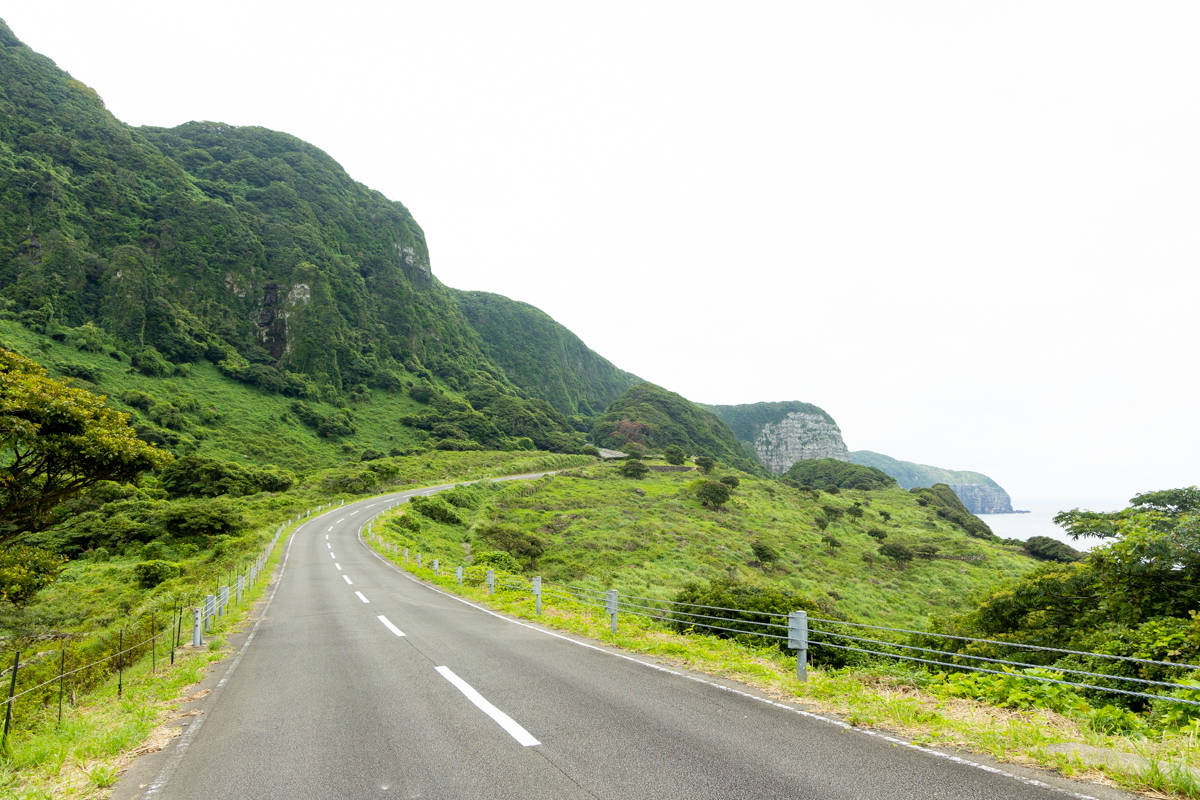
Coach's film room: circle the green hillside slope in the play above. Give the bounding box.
[592,383,763,473]
[450,290,639,416]
[702,400,836,442]
[848,451,1002,491]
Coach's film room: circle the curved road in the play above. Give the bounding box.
[120,485,1129,800]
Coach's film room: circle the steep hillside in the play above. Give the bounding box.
[849,451,1015,514]
[0,20,498,395]
[704,401,850,474]
[450,290,639,416]
[593,384,762,473]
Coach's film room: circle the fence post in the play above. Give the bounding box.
[237,575,244,604]
[456,565,463,587]
[2,650,18,747]
[151,612,156,674]
[57,647,66,724]
[117,629,124,699]
[404,548,408,564]
[433,559,439,577]
[533,577,542,614]
[788,610,808,682]
[417,553,422,569]
[606,590,618,633]
[193,607,203,647]
[487,569,495,595]
[204,595,215,632]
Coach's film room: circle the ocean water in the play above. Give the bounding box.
[979,498,1128,552]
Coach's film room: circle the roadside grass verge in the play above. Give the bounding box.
[0,516,298,800]
[369,534,1200,799]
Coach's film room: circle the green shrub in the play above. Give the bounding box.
[156,498,246,541]
[55,361,101,382]
[409,495,461,524]
[473,550,523,573]
[846,505,864,519]
[360,448,386,462]
[664,445,685,465]
[581,445,601,457]
[878,510,891,522]
[475,523,545,568]
[821,534,842,551]
[751,540,779,564]
[878,542,914,567]
[618,459,650,479]
[928,668,1090,716]
[694,456,715,474]
[696,480,730,507]
[132,559,181,588]
[824,483,840,495]
[1023,536,1081,563]
[718,475,740,489]
[784,458,895,490]
[813,515,829,531]
[0,545,65,606]
[393,514,422,533]
[867,527,888,541]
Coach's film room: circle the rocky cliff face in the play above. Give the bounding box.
[948,483,1014,514]
[754,412,851,474]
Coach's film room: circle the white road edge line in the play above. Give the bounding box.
[435,666,539,747]
[343,575,352,585]
[364,543,1101,800]
[355,591,370,603]
[377,615,405,637]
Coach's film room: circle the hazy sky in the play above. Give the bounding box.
[6,3,1198,500]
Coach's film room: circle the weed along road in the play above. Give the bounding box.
[131,487,1131,800]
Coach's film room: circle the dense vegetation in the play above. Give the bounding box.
[703,400,837,443]
[909,483,996,540]
[592,383,762,473]
[849,450,1007,493]
[932,488,1200,714]
[783,458,896,491]
[450,290,639,416]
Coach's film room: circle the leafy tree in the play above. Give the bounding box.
[360,449,386,462]
[913,543,940,560]
[867,527,888,541]
[878,510,892,522]
[409,495,461,525]
[0,349,171,544]
[861,551,878,568]
[813,515,829,531]
[719,475,740,489]
[846,505,864,519]
[821,504,844,520]
[825,484,840,495]
[696,480,730,507]
[664,445,685,465]
[695,456,715,474]
[0,544,64,605]
[159,455,294,498]
[619,459,650,479]
[132,559,181,588]
[878,542,914,567]
[750,540,779,564]
[913,484,996,540]
[156,498,245,542]
[581,445,600,457]
[821,534,843,551]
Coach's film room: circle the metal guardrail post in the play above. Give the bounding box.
[193,608,203,647]
[456,566,463,586]
[433,559,440,577]
[204,595,215,631]
[237,575,244,604]
[788,610,808,682]
[404,548,408,564]
[417,553,422,569]
[487,569,495,595]
[533,577,542,614]
[219,586,229,617]
[3,650,19,747]
[607,590,618,633]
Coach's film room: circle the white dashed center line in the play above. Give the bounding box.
[343,575,353,585]
[325,535,329,540]
[330,553,335,559]
[435,666,540,747]
[335,563,341,570]
[377,616,405,637]
[327,526,333,532]
[366,504,376,509]
[336,518,345,524]
[349,511,358,516]
[355,592,370,603]
[327,543,331,549]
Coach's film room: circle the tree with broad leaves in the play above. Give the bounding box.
[0,348,172,544]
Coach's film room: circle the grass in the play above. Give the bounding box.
[0,512,296,799]
[372,537,1200,799]
[372,462,1039,629]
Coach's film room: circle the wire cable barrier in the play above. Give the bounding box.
[385,539,1200,710]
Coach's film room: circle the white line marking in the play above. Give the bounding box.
[336,517,345,523]
[335,563,341,570]
[365,546,1101,800]
[325,535,329,540]
[355,591,370,603]
[330,553,335,559]
[343,575,353,585]
[435,666,539,747]
[327,526,333,532]
[377,616,405,637]
[349,511,359,516]
[366,503,376,508]
[327,543,331,549]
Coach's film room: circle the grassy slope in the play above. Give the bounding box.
[384,461,1038,629]
[850,450,1006,492]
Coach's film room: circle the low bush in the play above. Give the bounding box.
[132,559,181,589]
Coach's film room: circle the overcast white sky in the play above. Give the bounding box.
[6,2,1198,500]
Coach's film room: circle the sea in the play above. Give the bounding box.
[978,498,1128,553]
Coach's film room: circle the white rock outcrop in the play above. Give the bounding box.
[754,412,850,474]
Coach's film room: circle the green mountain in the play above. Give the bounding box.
[703,400,850,474]
[0,20,599,455]
[592,383,763,473]
[849,451,1014,514]
[449,290,639,417]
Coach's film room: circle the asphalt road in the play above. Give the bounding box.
[128,486,1131,800]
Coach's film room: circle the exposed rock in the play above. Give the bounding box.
[753,412,850,474]
[948,483,1014,515]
